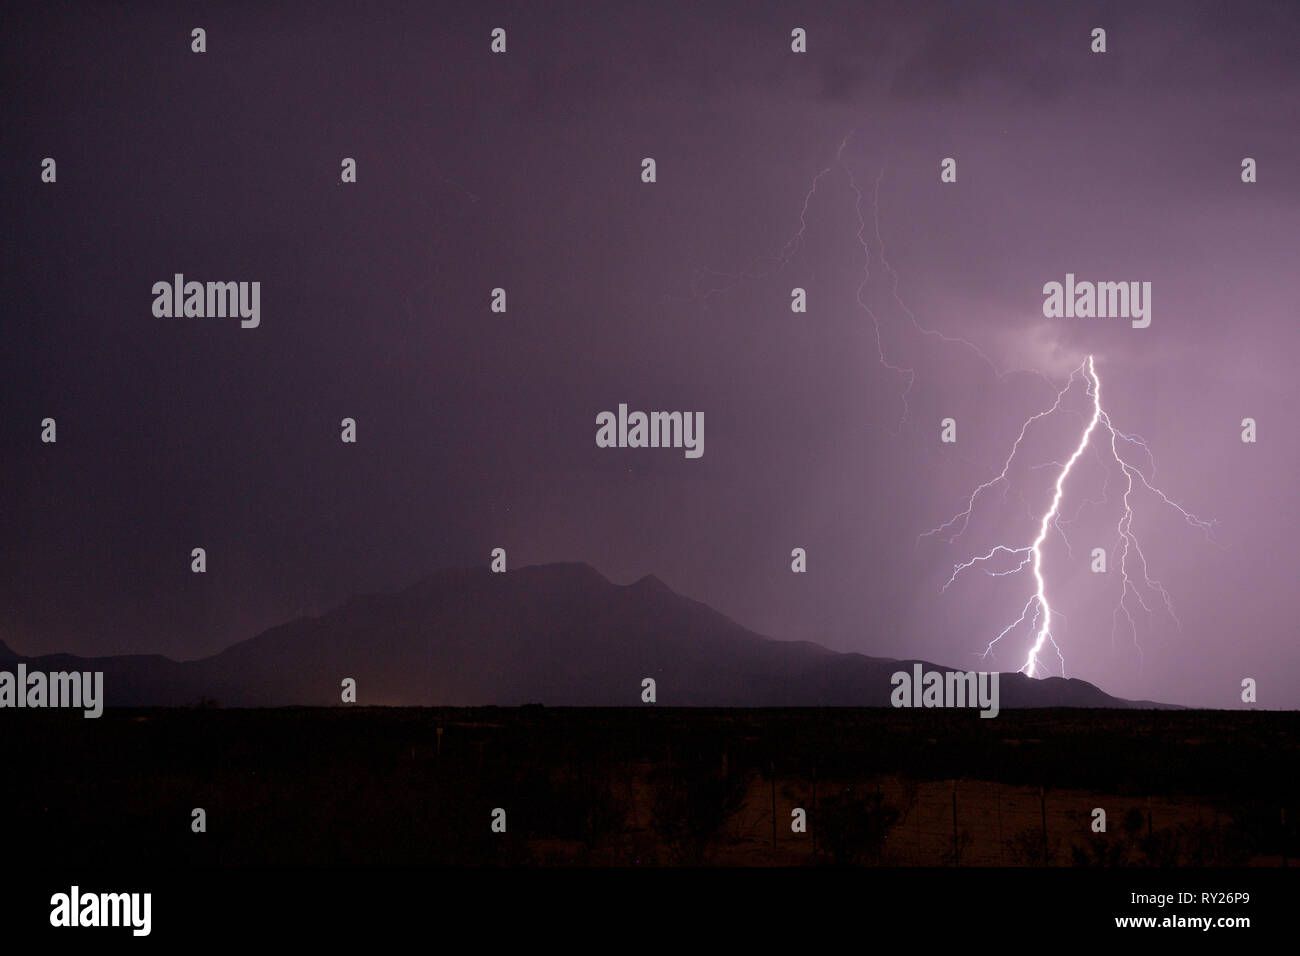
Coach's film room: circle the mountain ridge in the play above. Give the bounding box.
[0,562,1180,709]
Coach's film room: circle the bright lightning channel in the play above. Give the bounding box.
[929,355,1217,678]
[1021,355,1103,676]
[663,134,1217,680]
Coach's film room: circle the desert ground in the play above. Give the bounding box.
[4,706,1292,866]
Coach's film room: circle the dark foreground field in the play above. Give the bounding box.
[5,707,1295,866]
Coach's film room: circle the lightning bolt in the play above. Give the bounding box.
[930,355,1217,677]
[662,137,848,308]
[664,133,1219,682]
[665,133,1057,433]
[1020,356,1104,676]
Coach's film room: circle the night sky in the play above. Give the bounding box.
[3,0,1296,708]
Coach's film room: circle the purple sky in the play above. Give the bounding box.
[3,0,1297,707]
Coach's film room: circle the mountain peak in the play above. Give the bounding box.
[402,561,609,593]
[521,561,607,581]
[629,574,671,593]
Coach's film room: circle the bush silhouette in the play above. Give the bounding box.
[818,785,900,866]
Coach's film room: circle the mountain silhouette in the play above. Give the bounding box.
[0,562,1177,708]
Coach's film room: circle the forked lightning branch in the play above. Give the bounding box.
[923,355,1217,677]
[669,133,1219,683]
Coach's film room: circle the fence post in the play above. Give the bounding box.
[770,761,777,851]
[1040,786,1048,866]
[811,764,817,860]
[952,780,960,866]
[996,785,1003,864]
